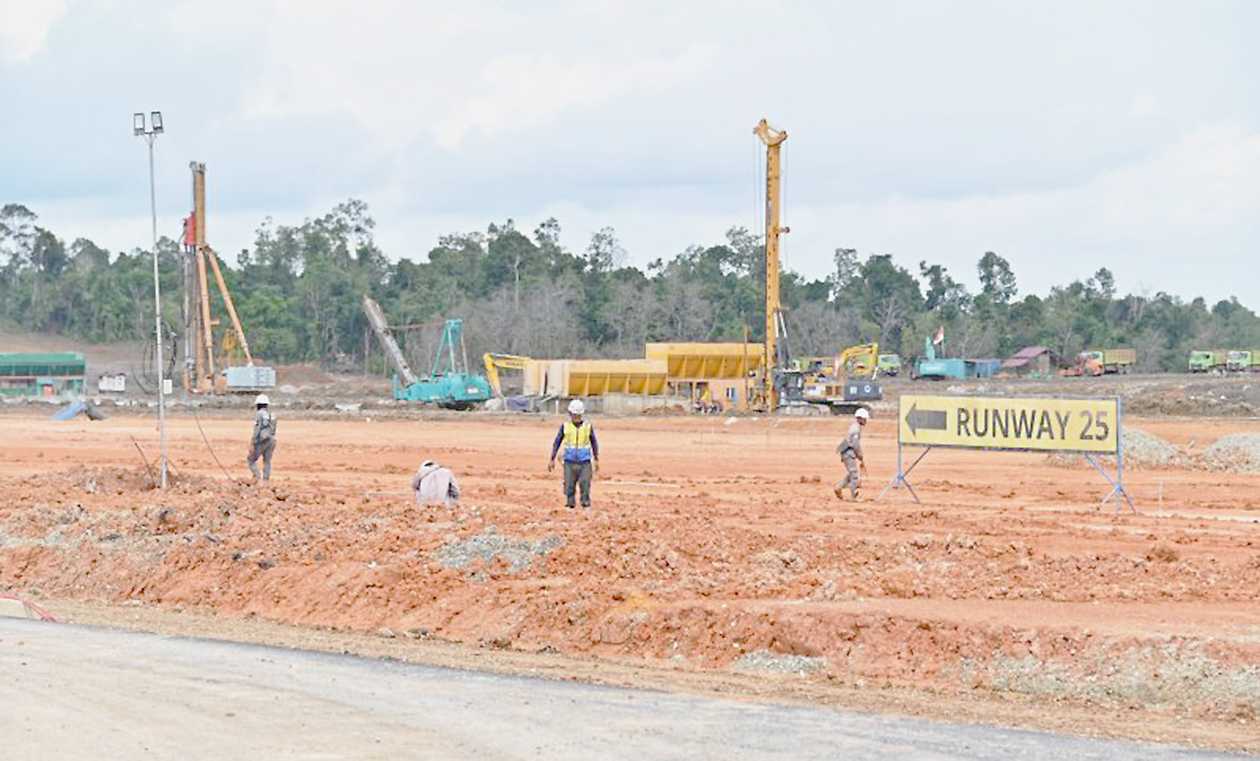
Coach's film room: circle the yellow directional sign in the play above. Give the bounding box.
[898,394,1119,453]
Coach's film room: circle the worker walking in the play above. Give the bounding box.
[246,394,277,482]
[548,399,599,509]
[834,408,869,500]
[412,459,460,507]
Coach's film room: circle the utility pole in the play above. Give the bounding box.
[753,118,788,410]
[133,111,168,488]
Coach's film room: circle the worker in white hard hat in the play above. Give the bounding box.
[834,407,869,500]
[246,393,278,482]
[412,459,460,507]
[548,399,599,508]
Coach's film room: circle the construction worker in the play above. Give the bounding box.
[246,394,277,482]
[412,460,460,507]
[833,407,869,500]
[548,399,599,508]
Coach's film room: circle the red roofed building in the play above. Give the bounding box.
[1000,346,1059,377]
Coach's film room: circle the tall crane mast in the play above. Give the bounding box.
[184,162,262,393]
[754,118,788,409]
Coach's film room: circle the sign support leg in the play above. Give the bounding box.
[878,444,931,504]
[1084,453,1137,514]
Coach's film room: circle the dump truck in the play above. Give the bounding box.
[877,353,901,376]
[1063,348,1136,376]
[1092,348,1135,374]
[1188,350,1227,373]
[1226,350,1260,372]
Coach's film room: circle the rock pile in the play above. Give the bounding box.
[1046,428,1185,469]
[1201,434,1260,474]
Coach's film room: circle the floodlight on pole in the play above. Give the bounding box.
[134,109,169,489]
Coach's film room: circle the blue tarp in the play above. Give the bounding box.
[52,401,87,420]
[51,401,105,421]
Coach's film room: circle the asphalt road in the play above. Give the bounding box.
[0,619,1248,760]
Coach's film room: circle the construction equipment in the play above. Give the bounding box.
[774,315,879,416]
[1188,350,1227,373]
[182,162,275,394]
[362,295,491,409]
[751,118,875,415]
[483,353,531,397]
[1062,349,1134,377]
[754,118,788,410]
[1226,350,1260,372]
[877,353,902,377]
[915,336,966,380]
[1061,352,1102,377]
[836,343,879,379]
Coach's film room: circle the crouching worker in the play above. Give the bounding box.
[412,460,460,507]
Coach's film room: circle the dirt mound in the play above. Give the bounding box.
[276,364,335,385]
[1046,428,1186,469]
[7,411,1260,744]
[20,465,221,495]
[641,404,688,417]
[1202,434,1260,473]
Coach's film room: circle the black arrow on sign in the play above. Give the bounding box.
[905,403,947,435]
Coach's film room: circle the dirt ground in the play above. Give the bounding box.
[2,408,1259,751]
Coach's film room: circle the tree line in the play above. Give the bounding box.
[2,200,1258,373]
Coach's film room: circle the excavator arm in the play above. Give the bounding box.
[482,353,530,397]
[836,342,879,379]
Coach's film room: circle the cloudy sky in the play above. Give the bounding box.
[1,1,1256,301]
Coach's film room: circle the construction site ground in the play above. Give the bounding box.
[2,404,1259,753]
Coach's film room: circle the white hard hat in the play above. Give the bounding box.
[567,399,585,415]
[854,408,870,420]
[255,394,270,406]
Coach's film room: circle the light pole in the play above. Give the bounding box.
[133,111,168,489]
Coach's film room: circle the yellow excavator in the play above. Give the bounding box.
[796,343,879,396]
[835,342,879,379]
[482,353,531,397]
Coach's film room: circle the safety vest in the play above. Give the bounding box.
[562,421,593,463]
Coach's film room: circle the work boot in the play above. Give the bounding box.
[833,484,845,501]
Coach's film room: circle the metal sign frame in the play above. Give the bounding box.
[878,394,1136,513]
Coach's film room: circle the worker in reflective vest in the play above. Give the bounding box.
[548,399,600,509]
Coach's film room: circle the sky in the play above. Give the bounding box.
[0,0,1256,302]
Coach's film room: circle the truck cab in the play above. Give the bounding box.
[1227,350,1253,372]
[1188,350,1219,373]
[876,353,901,377]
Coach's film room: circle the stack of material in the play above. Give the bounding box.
[1202,434,1260,473]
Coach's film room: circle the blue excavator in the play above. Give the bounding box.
[362,295,491,409]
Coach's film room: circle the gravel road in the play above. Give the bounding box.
[0,619,1248,760]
